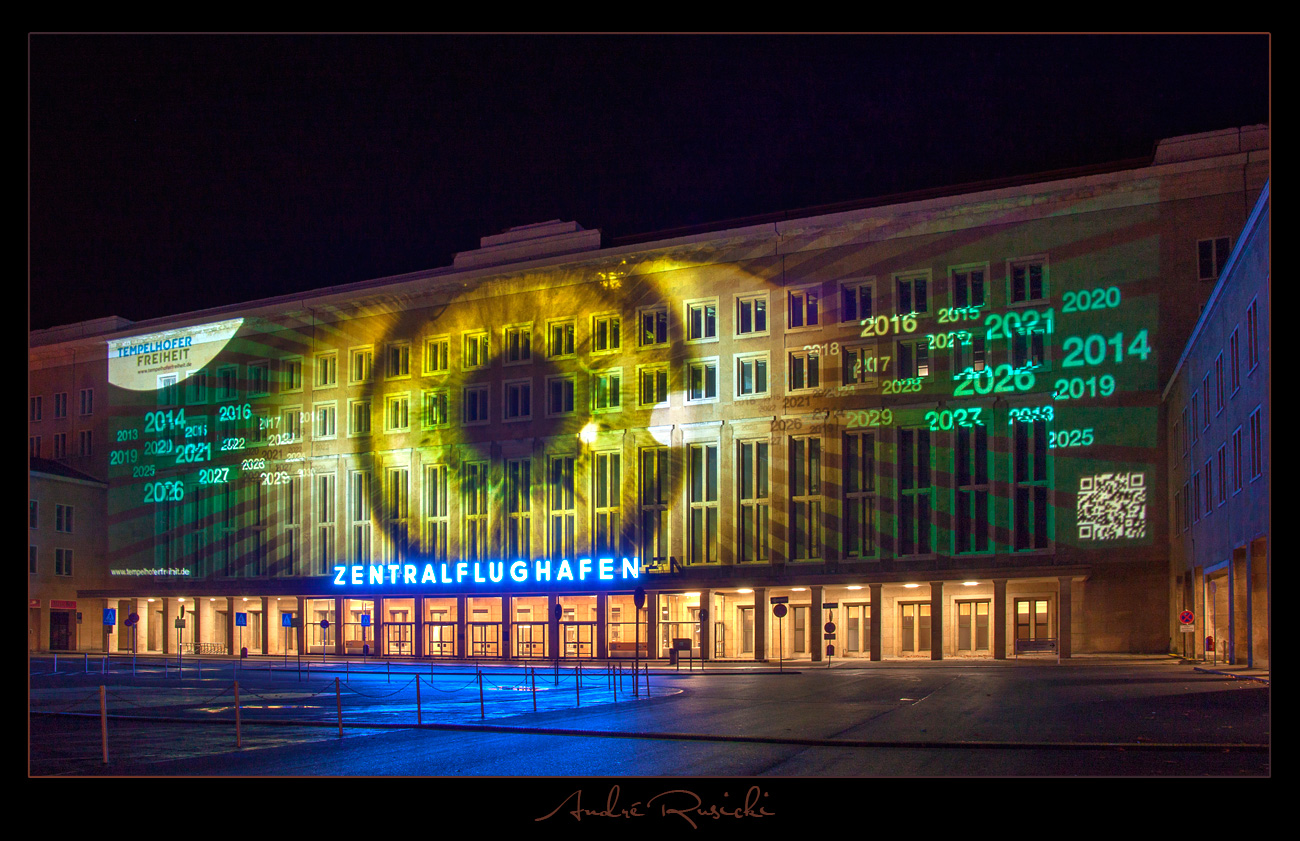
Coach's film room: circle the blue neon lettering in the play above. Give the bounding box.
[421,563,435,584]
[334,566,347,585]
[599,558,613,580]
[488,561,503,583]
[473,563,485,583]
[510,560,527,582]
[535,560,550,581]
[370,565,384,586]
[557,560,574,581]
[456,562,468,583]
[622,558,639,579]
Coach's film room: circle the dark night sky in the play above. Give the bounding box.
[28,34,1269,331]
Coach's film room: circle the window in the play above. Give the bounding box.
[504,379,533,421]
[735,353,769,398]
[314,402,337,439]
[897,428,932,555]
[789,436,822,559]
[593,452,622,557]
[1176,488,1185,533]
[840,280,873,323]
[281,407,303,442]
[349,400,371,436]
[350,348,374,384]
[896,339,930,379]
[1203,459,1213,517]
[736,293,769,336]
[592,370,621,412]
[424,336,450,375]
[53,392,67,419]
[843,432,875,557]
[547,320,575,358]
[1250,408,1262,480]
[737,440,769,562]
[55,548,72,576]
[503,325,532,365]
[546,376,574,416]
[1012,420,1050,550]
[248,362,270,396]
[1217,444,1227,505]
[688,443,718,564]
[463,385,489,425]
[315,353,338,388]
[639,366,669,406]
[788,350,820,391]
[639,448,669,566]
[53,433,68,459]
[686,360,718,402]
[422,390,449,428]
[279,475,302,576]
[56,504,73,533]
[79,388,94,416]
[1180,409,1189,456]
[1190,392,1199,444]
[1198,237,1231,281]
[788,287,820,329]
[386,394,410,432]
[686,300,718,341]
[216,366,238,400]
[30,436,40,458]
[387,343,411,378]
[1009,259,1046,304]
[79,430,93,457]
[955,424,990,553]
[462,462,489,562]
[30,500,37,529]
[506,459,531,560]
[639,307,668,347]
[592,314,621,352]
[895,273,929,314]
[423,464,449,561]
[1229,328,1240,396]
[1246,299,1259,371]
[950,267,986,309]
[1192,472,1201,524]
[1232,428,1243,494]
[385,468,410,561]
[1215,353,1225,413]
[549,456,576,560]
[1202,374,1211,431]
[30,396,41,422]
[282,358,303,392]
[953,335,987,376]
[1010,324,1045,369]
[463,332,489,369]
[349,471,371,564]
[30,546,36,574]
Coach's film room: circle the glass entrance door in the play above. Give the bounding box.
[900,603,931,654]
[957,601,990,653]
[740,607,754,654]
[845,604,871,656]
[386,609,413,656]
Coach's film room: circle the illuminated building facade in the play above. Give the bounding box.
[1164,179,1269,668]
[28,126,1268,662]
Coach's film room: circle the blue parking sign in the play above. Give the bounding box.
[103,608,116,626]
[235,612,247,627]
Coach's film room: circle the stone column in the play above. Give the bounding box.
[548,594,559,661]
[811,585,824,662]
[992,579,1008,660]
[1232,548,1248,665]
[456,595,466,659]
[414,596,425,659]
[930,582,944,661]
[596,592,607,659]
[698,589,710,662]
[260,596,271,656]
[1057,577,1073,659]
[869,584,883,661]
[163,598,173,656]
[754,587,767,661]
[334,597,345,656]
[226,598,236,657]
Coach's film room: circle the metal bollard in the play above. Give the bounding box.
[416,676,422,726]
[234,681,242,748]
[100,685,108,764]
[478,666,485,720]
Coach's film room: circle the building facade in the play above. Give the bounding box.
[28,126,1269,662]
[1164,180,1269,668]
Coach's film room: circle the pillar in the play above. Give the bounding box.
[334,597,345,656]
[993,579,1008,660]
[869,584,883,661]
[930,581,944,661]
[698,589,710,661]
[414,596,424,660]
[811,585,823,662]
[1057,576,1072,659]
[646,593,658,659]
[456,595,466,659]
[1232,547,1248,665]
[260,596,271,656]
[754,587,767,661]
[596,592,607,659]
[226,597,236,657]
[163,598,173,655]
[297,596,307,656]
[547,594,559,660]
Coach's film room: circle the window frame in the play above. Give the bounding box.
[685,358,720,404]
[734,351,770,399]
[462,331,490,371]
[735,292,770,338]
[502,324,533,366]
[1007,257,1048,306]
[638,306,669,348]
[546,319,577,359]
[591,313,622,354]
[591,368,622,413]
[949,264,988,311]
[786,285,822,331]
[684,298,720,344]
[638,365,669,407]
[349,346,375,386]
[423,335,450,375]
[787,348,822,392]
[314,353,338,389]
[545,375,576,417]
[462,384,490,426]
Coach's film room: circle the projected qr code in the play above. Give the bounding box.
[1077,472,1146,540]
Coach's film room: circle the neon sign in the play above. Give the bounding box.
[331,557,642,589]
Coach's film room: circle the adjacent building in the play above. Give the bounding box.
[28,126,1269,662]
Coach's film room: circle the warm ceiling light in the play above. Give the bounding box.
[147,598,155,602]
[963,581,979,586]
[846,585,863,590]
[684,592,700,597]
[904,583,920,589]
[737,588,753,594]
[579,422,599,445]
[791,587,807,592]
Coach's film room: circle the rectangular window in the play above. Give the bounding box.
[639,307,668,347]
[592,314,621,352]
[349,471,371,564]
[639,366,669,406]
[639,447,669,565]
[314,402,337,439]
[282,358,303,392]
[548,320,576,358]
[1012,420,1050,550]
[349,400,371,436]
[1232,428,1243,494]
[216,366,238,400]
[737,440,769,562]
[248,362,270,396]
[955,424,990,553]
[1217,444,1227,505]
[386,394,410,432]
[504,379,533,421]
[593,452,622,558]
[462,462,489,562]
[1215,353,1225,413]
[279,476,302,576]
[30,545,36,574]
[29,395,41,422]
[1229,328,1241,395]
[504,325,532,365]
[1180,409,1189,456]
[56,504,74,533]
[463,385,489,425]
[897,428,932,555]
[1250,408,1262,480]
[1010,324,1045,369]
[52,433,68,459]
[315,354,337,388]
[1198,236,1232,281]
[30,436,41,458]
[896,339,930,379]
[279,407,302,442]
[788,287,820,328]
[79,430,93,457]
[895,273,929,315]
[547,376,575,416]
[1203,459,1213,517]
[53,392,67,419]
[55,548,73,576]
[789,436,822,560]
[79,388,94,416]
[686,300,718,341]
[1246,299,1259,371]
[1009,260,1046,304]
[385,468,410,562]
[842,343,879,386]
[422,390,449,428]
[1201,374,1211,430]
[387,343,411,378]
[423,464,449,561]
[736,293,769,336]
[592,370,621,412]
[686,360,718,402]
[30,500,37,529]
[549,456,576,560]
[424,336,450,374]
[1191,392,1199,444]
[506,459,531,560]
[841,280,873,323]
[735,353,769,398]
[463,332,489,369]
[953,335,987,376]
[688,443,719,564]
[950,267,986,309]
[843,432,875,557]
[788,350,821,391]
[350,348,374,384]
[1192,472,1201,524]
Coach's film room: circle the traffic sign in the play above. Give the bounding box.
[235,612,247,627]
[824,622,836,634]
[282,613,294,628]
[103,608,116,626]
[1179,610,1195,624]
[772,603,788,618]
[822,602,838,610]
[320,619,330,630]
[770,596,789,604]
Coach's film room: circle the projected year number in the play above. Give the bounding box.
[1053,375,1116,400]
[1049,429,1095,448]
[173,442,212,464]
[1062,287,1121,312]
[143,481,184,503]
[1061,330,1151,368]
[953,364,1035,397]
[925,408,983,430]
[199,467,231,485]
[144,409,186,433]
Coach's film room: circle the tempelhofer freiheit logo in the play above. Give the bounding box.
[333,558,641,588]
